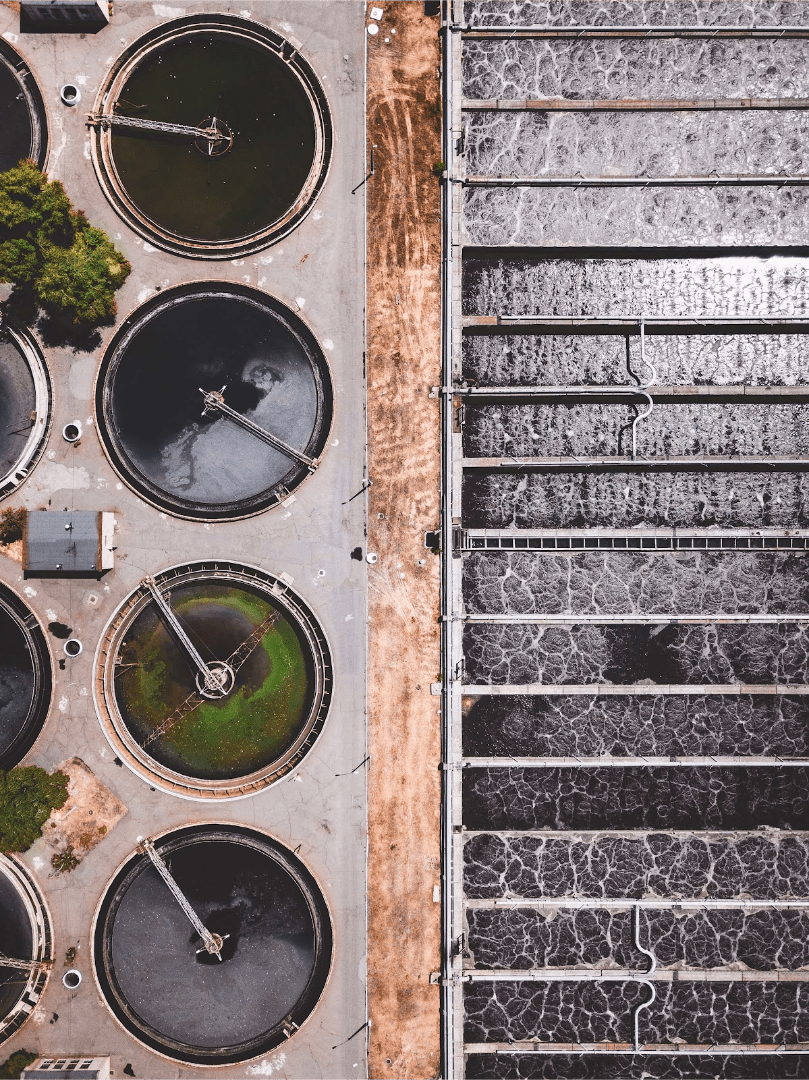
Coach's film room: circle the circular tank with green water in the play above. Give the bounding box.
[97,563,331,798]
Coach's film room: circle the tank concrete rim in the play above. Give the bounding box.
[0,37,48,169]
[94,280,334,522]
[0,855,53,1047]
[90,822,333,1066]
[0,582,53,770]
[0,321,52,501]
[94,561,333,800]
[88,13,332,259]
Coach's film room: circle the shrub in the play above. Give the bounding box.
[0,767,69,853]
[51,846,80,874]
[0,160,130,331]
[0,1050,37,1079]
[0,507,24,545]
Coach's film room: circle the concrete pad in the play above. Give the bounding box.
[0,2,368,1077]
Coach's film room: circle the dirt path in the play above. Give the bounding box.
[366,5,443,1078]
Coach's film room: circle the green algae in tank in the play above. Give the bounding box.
[110,34,317,242]
[115,582,313,780]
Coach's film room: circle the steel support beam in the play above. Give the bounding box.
[461,613,809,623]
[462,683,809,695]
[441,4,464,1076]
[463,25,809,38]
[463,455,809,468]
[465,827,809,839]
[450,385,809,400]
[463,97,809,111]
[464,1043,809,1054]
[465,175,809,187]
[462,756,809,767]
[466,898,809,909]
[464,316,809,332]
[462,970,809,982]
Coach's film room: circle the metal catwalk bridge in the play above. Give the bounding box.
[88,113,233,155]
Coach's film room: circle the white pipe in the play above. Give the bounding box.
[633,980,656,1051]
[634,904,656,976]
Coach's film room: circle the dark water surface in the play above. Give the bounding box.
[0,871,33,1021]
[462,694,809,757]
[0,56,32,172]
[464,832,809,899]
[463,766,809,830]
[465,979,809,1045]
[0,604,36,762]
[0,332,36,478]
[464,622,809,685]
[105,294,324,513]
[467,905,809,970]
[108,839,316,1050]
[111,34,316,242]
[466,1053,809,1079]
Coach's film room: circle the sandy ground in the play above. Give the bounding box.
[366,4,443,1078]
[33,757,127,873]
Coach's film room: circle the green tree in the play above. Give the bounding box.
[0,1051,37,1080]
[0,507,25,545]
[0,767,69,853]
[0,160,130,331]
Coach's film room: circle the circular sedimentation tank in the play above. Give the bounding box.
[0,322,51,501]
[96,283,332,520]
[0,585,52,769]
[0,856,52,1047]
[89,14,332,257]
[95,562,331,799]
[93,824,332,1064]
[0,39,47,171]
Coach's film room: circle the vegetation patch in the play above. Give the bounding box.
[0,160,130,336]
[51,846,80,875]
[0,507,24,546]
[0,1051,37,1080]
[118,585,312,779]
[0,766,69,853]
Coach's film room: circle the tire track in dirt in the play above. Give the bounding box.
[366,4,442,1078]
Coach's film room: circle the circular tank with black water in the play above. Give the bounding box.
[0,39,47,172]
[93,824,332,1064]
[96,283,332,520]
[0,323,51,501]
[89,14,331,257]
[95,562,331,798]
[0,856,52,1047]
[0,585,52,769]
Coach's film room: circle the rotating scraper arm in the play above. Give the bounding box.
[200,387,318,471]
[137,839,226,960]
[139,607,280,748]
[142,578,213,686]
[0,951,51,975]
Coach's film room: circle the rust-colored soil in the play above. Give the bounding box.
[42,757,127,868]
[366,4,443,1079]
